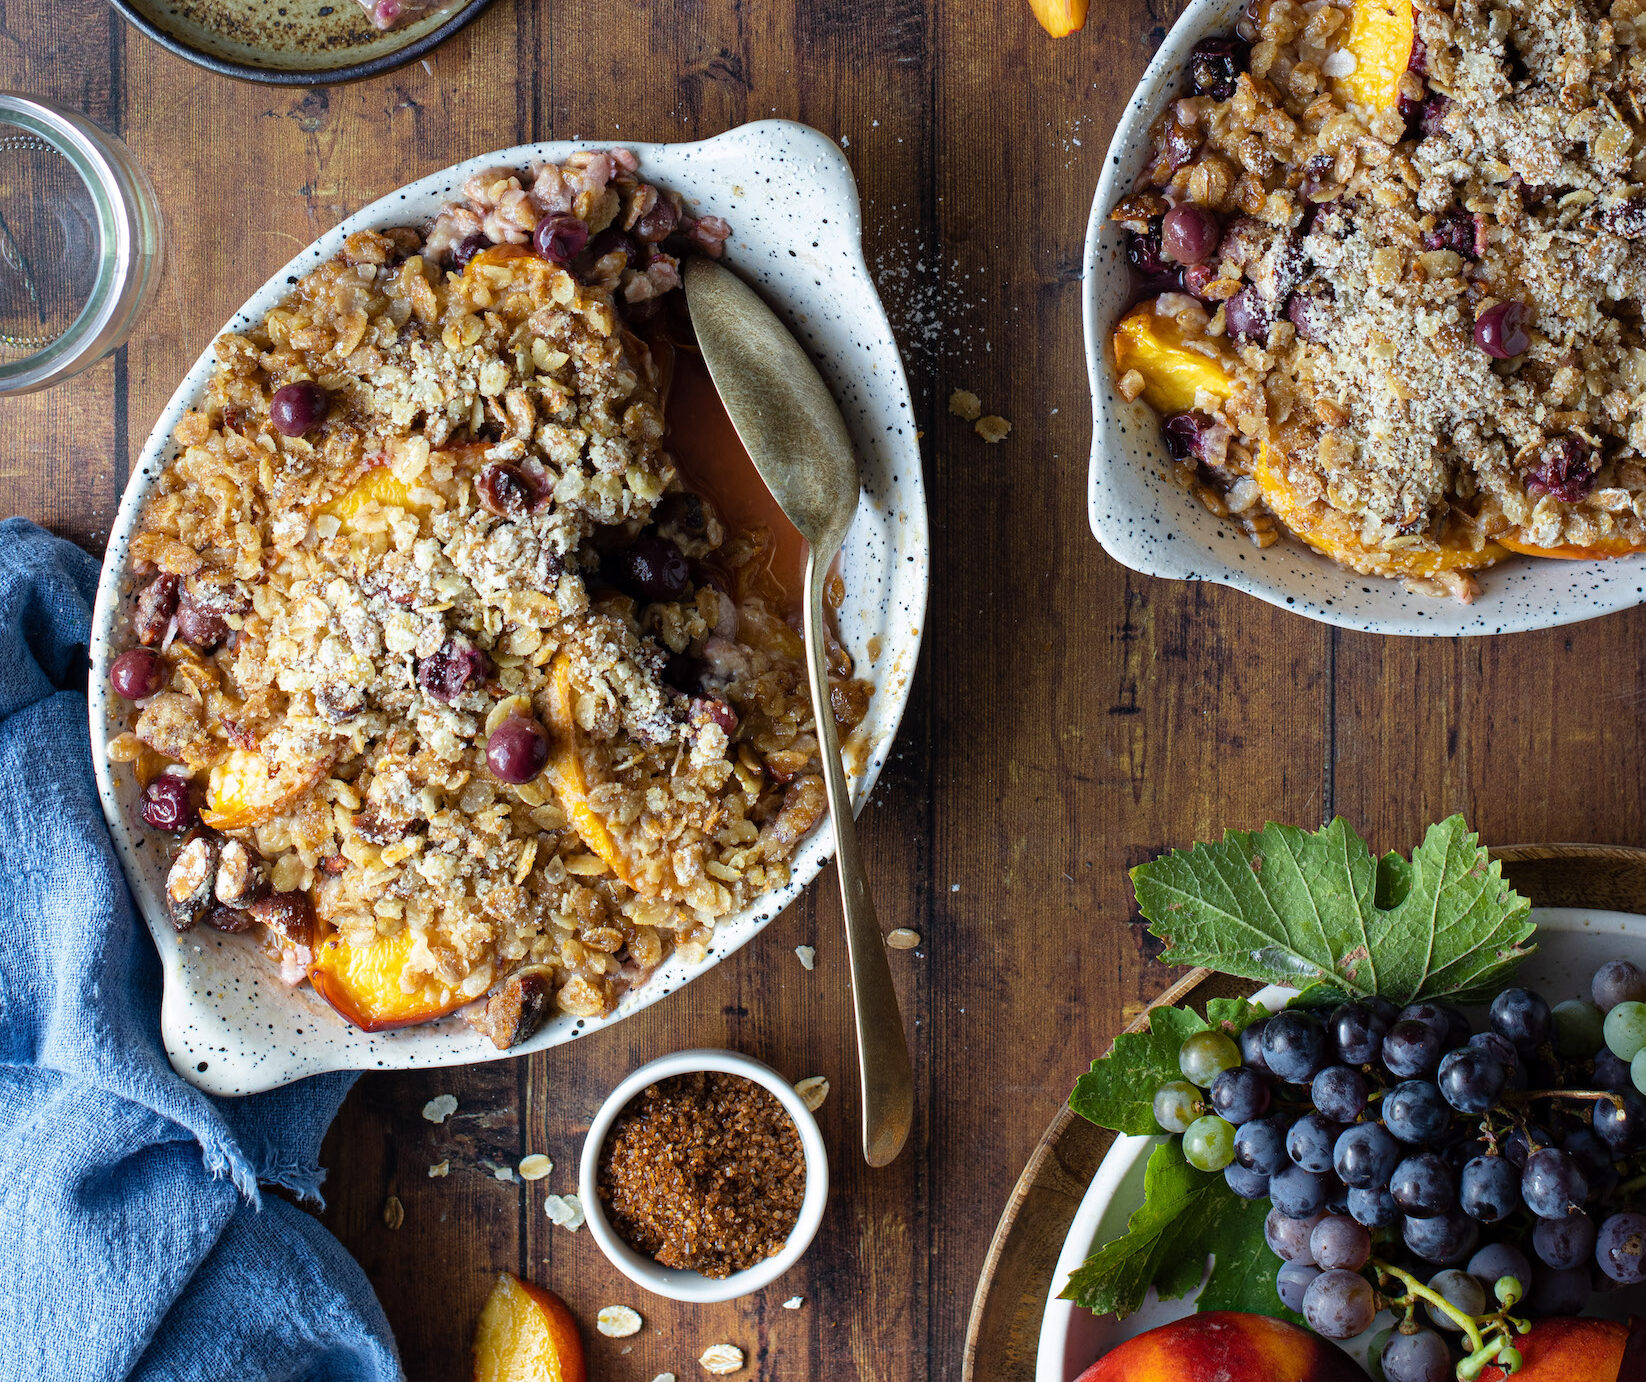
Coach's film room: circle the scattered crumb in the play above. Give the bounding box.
[421,1094,458,1124]
[653,1375,678,1382]
[795,1076,830,1112]
[975,415,1012,444]
[782,1295,804,1309]
[699,1344,746,1375]
[545,1193,585,1230]
[427,1160,450,1178]
[596,1305,643,1338]
[948,389,982,421]
[518,1153,553,1181]
[382,1195,404,1230]
[492,1164,516,1183]
[795,944,816,971]
[886,927,921,949]
[1117,368,1147,402]
[950,883,960,892]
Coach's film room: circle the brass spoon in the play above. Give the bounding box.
[683,255,914,1168]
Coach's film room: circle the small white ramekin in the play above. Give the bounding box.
[578,1048,829,1304]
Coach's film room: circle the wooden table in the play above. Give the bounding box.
[8,2,1646,1378]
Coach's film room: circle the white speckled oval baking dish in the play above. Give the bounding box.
[1085,0,1646,636]
[88,120,929,1095]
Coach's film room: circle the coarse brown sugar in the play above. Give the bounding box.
[597,1071,805,1278]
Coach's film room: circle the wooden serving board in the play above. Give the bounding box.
[962,843,1646,1382]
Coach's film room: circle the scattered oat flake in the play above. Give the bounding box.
[492,1164,516,1182]
[653,1375,677,1382]
[421,1094,458,1123]
[975,415,1012,443]
[596,1305,643,1338]
[382,1195,404,1230]
[795,1075,830,1111]
[699,1344,746,1375]
[518,1153,553,1181]
[886,927,921,949]
[545,1193,585,1229]
[948,388,982,421]
[795,944,816,970]
[782,1295,804,1309]
[427,1160,450,1178]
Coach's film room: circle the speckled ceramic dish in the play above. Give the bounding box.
[88,120,928,1095]
[1085,0,1646,636]
[106,0,494,86]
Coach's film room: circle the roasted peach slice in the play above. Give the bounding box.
[1112,301,1236,416]
[1335,0,1416,112]
[319,465,431,530]
[1255,443,1505,576]
[541,655,644,891]
[307,923,465,1032]
[1026,0,1087,38]
[200,746,335,831]
[1496,532,1646,560]
[472,1274,586,1382]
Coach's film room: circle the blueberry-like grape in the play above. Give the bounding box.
[486,715,550,784]
[1234,1114,1288,1175]
[1183,1114,1237,1172]
[110,647,166,700]
[1270,1163,1331,1218]
[1335,1121,1400,1188]
[1551,999,1605,1057]
[1562,1125,1612,1180]
[269,381,329,437]
[1604,1000,1646,1062]
[1276,1259,1320,1312]
[1474,299,1531,359]
[1399,1002,1451,1039]
[1469,1030,1518,1067]
[1152,1080,1201,1134]
[1402,1209,1478,1265]
[1380,1327,1452,1382]
[1264,1206,1323,1264]
[1533,1209,1595,1270]
[1423,1268,1486,1330]
[1490,988,1551,1049]
[1287,1112,1342,1174]
[1209,1065,1270,1123]
[1302,1268,1376,1339]
[1224,1161,1270,1199]
[1348,1185,1400,1229]
[1384,1080,1450,1145]
[1239,1018,1271,1072]
[1595,1089,1646,1154]
[1391,1152,1456,1218]
[1504,1124,1554,1168]
[1596,1210,1646,1283]
[1459,1155,1521,1223]
[1311,1065,1367,1123]
[1436,1045,1506,1115]
[1383,1019,1444,1077]
[1525,1263,1591,1315]
[1262,1010,1328,1083]
[140,775,197,833]
[1310,1214,1371,1271]
[1161,204,1221,265]
[1467,1241,1532,1301]
[1329,1000,1389,1065]
[1594,960,1646,1013]
[1595,1046,1633,1092]
[1521,1148,1587,1219]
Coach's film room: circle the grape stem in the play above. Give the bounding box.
[1372,1260,1486,1355]
[1502,1087,1623,1109]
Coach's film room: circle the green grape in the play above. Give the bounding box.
[1183,1114,1236,1172]
[1632,1048,1646,1098]
[1605,1000,1646,1061]
[1153,1080,1201,1134]
[1552,999,1605,1057]
[1179,1029,1241,1087]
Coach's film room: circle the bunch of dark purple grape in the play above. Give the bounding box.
[1152,960,1646,1380]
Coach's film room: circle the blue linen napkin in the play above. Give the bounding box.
[0,518,402,1382]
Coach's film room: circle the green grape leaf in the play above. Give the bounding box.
[1069,996,1270,1136]
[1060,1141,1298,1322]
[1130,815,1534,1006]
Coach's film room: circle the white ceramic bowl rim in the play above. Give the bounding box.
[578,1048,830,1304]
[87,120,928,1094]
[1083,0,1646,636]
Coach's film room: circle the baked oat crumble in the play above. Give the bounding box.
[106,150,872,1039]
[1112,0,1646,598]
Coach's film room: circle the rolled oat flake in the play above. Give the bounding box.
[596,1305,643,1338]
[699,1344,746,1375]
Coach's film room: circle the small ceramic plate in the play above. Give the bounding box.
[106,0,495,86]
[1035,908,1646,1381]
[1084,0,1646,635]
[88,120,928,1095]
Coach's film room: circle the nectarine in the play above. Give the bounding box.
[542,654,644,891]
[1335,0,1416,112]
[1112,300,1236,416]
[1073,1312,1364,1382]
[472,1273,586,1382]
[1496,532,1646,561]
[1476,1316,1627,1382]
[307,924,465,1031]
[201,746,336,831]
[1027,0,1088,38]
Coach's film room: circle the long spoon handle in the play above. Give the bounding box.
[802,547,914,1167]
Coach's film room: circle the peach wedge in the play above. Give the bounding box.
[473,1274,587,1382]
[1026,0,1087,38]
[200,746,335,831]
[1112,300,1235,417]
[542,654,643,891]
[1335,0,1416,112]
[307,924,465,1032]
[1495,532,1646,561]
